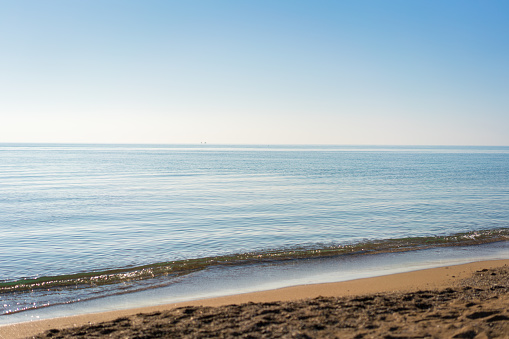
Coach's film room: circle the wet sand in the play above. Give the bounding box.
[1,259,508,338]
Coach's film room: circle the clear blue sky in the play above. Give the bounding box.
[1,0,508,145]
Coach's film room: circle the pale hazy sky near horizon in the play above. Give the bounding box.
[1,1,508,145]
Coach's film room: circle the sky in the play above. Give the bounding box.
[1,1,508,145]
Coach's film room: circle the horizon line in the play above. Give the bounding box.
[1,142,508,148]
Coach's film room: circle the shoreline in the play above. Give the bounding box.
[2,258,508,339]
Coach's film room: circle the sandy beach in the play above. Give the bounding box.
[0,259,507,338]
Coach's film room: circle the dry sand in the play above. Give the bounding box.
[1,259,508,338]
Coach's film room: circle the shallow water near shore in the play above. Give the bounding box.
[1,144,509,320]
[1,241,508,325]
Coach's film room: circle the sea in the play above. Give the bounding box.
[1,144,508,324]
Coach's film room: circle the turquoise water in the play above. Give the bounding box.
[1,144,509,316]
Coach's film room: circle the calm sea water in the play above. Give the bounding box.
[1,144,509,315]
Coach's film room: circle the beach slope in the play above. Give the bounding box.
[2,259,508,338]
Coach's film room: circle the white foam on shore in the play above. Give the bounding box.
[1,241,508,326]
